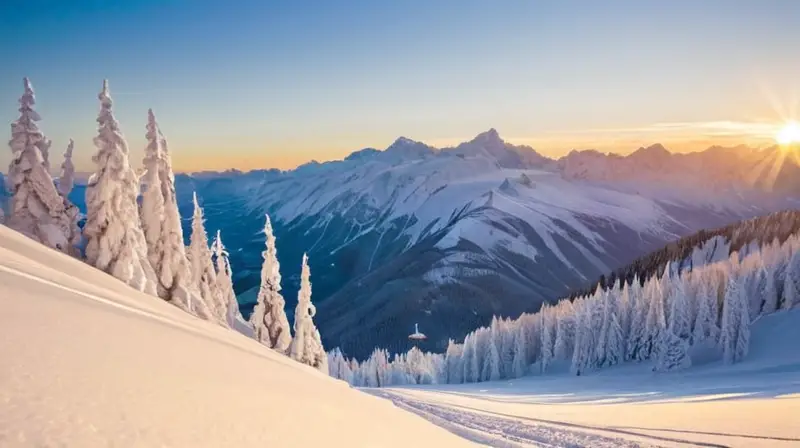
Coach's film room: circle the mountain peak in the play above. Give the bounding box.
[631,143,670,159]
[383,136,435,161]
[472,128,502,144]
[391,136,416,147]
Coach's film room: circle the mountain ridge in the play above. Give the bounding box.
[178,129,780,180]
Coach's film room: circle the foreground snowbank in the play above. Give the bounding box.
[0,226,474,447]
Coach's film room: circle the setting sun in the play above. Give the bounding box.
[776,121,800,145]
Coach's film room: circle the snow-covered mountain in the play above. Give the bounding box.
[179,130,798,359]
[560,142,800,193]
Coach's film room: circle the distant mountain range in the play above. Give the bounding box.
[171,130,798,359]
[2,130,797,359]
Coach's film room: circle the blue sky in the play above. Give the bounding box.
[1,0,799,171]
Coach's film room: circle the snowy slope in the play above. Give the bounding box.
[0,225,475,448]
[182,132,797,359]
[376,309,800,448]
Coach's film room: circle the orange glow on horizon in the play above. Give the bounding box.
[167,133,778,173]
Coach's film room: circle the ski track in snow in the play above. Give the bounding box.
[369,390,706,448]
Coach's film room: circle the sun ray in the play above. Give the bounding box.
[776,121,800,145]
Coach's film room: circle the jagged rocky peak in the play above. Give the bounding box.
[451,128,506,156]
[468,128,504,148]
[383,136,436,160]
[345,147,381,161]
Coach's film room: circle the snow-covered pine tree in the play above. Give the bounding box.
[444,339,464,384]
[668,274,692,340]
[6,78,80,256]
[473,327,490,382]
[783,250,800,310]
[520,312,542,366]
[57,139,75,197]
[84,80,157,293]
[327,348,354,384]
[511,323,527,378]
[570,298,591,375]
[653,328,692,372]
[604,311,625,367]
[553,299,575,361]
[38,132,52,175]
[783,268,797,310]
[250,214,292,352]
[744,259,767,319]
[462,333,480,383]
[142,120,202,313]
[595,285,614,367]
[498,318,515,377]
[481,326,501,381]
[643,275,667,360]
[407,347,438,385]
[720,274,750,364]
[363,350,383,387]
[617,280,633,344]
[140,111,167,296]
[626,276,649,361]
[188,192,227,325]
[540,305,554,373]
[692,272,720,344]
[57,138,81,255]
[761,263,779,314]
[350,358,363,386]
[213,230,243,326]
[588,287,606,368]
[289,253,328,373]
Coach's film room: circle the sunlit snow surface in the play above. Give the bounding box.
[372,309,800,447]
[0,225,473,447]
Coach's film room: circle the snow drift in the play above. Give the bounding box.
[0,225,474,447]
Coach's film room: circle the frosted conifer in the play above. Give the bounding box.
[213,230,242,326]
[289,254,328,373]
[250,214,292,351]
[188,192,227,325]
[481,328,501,381]
[511,324,528,378]
[668,276,692,340]
[444,339,464,384]
[57,139,75,197]
[692,274,720,344]
[146,122,202,313]
[604,311,625,367]
[720,275,750,364]
[653,328,692,372]
[7,78,80,256]
[540,307,554,373]
[140,110,167,295]
[84,80,156,293]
